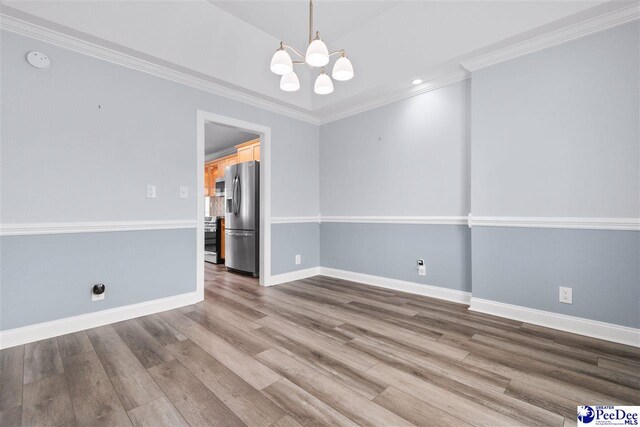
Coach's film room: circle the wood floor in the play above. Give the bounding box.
[1,264,639,426]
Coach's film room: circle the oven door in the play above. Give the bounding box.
[204,230,217,263]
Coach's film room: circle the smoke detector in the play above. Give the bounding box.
[26,51,50,69]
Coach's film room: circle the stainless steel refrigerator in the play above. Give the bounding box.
[225,161,259,276]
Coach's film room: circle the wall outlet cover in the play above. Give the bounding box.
[559,287,572,304]
[179,186,188,199]
[92,292,105,301]
[146,185,156,199]
[295,254,301,265]
[417,259,426,276]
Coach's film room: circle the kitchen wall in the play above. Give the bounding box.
[319,80,471,293]
[470,21,640,328]
[0,30,319,331]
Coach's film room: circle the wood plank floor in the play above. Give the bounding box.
[1,263,639,426]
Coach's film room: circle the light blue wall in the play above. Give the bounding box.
[320,80,470,217]
[271,223,320,275]
[472,227,640,328]
[471,21,639,218]
[470,22,639,328]
[0,229,196,330]
[1,31,319,331]
[1,31,319,223]
[3,20,638,333]
[321,223,471,292]
[319,80,471,293]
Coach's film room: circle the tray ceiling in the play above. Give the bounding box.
[1,0,625,121]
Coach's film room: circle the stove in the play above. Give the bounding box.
[204,216,217,263]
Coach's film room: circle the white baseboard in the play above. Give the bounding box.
[318,267,472,304]
[266,267,321,286]
[470,297,640,348]
[0,291,201,349]
[4,270,636,349]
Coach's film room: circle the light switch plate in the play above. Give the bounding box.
[295,254,301,265]
[179,186,188,199]
[146,185,156,198]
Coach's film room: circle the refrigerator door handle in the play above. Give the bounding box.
[235,175,242,215]
[226,230,252,237]
[232,176,239,215]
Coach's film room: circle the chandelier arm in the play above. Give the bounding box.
[292,60,306,65]
[329,50,346,57]
[282,43,305,59]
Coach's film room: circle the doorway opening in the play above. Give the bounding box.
[196,111,272,300]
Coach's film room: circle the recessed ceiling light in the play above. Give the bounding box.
[412,79,423,85]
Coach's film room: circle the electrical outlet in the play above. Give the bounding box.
[559,287,572,304]
[146,185,156,198]
[92,284,106,301]
[179,186,188,199]
[417,259,426,276]
[295,254,301,265]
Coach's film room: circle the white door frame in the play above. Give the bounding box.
[196,110,272,299]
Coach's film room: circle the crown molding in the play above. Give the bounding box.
[2,4,637,127]
[317,69,470,125]
[0,10,320,125]
[0,220,197,236]
[206,147,237,162]
[461,2,640,72]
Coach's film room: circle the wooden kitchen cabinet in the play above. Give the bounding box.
[204,139,260,194]
[216,159,227,180]
[204,165,210,196]
[204,163,212,196]
[216,157,231,179]
[235,138,260,163]
[204,162,219,195]
[237,146,253,163]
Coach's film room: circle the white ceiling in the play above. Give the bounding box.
[209,1,402,51]
[2,0,624,120]
[205,123,258,156]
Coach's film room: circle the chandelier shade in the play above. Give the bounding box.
[314,70,334,95]
[332,55,353,81]
[269,0,352,95]
[280,71,300,92]
[270,48,293,75]
[305,38,329,67]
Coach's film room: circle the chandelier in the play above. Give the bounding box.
[269,0,354,94]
